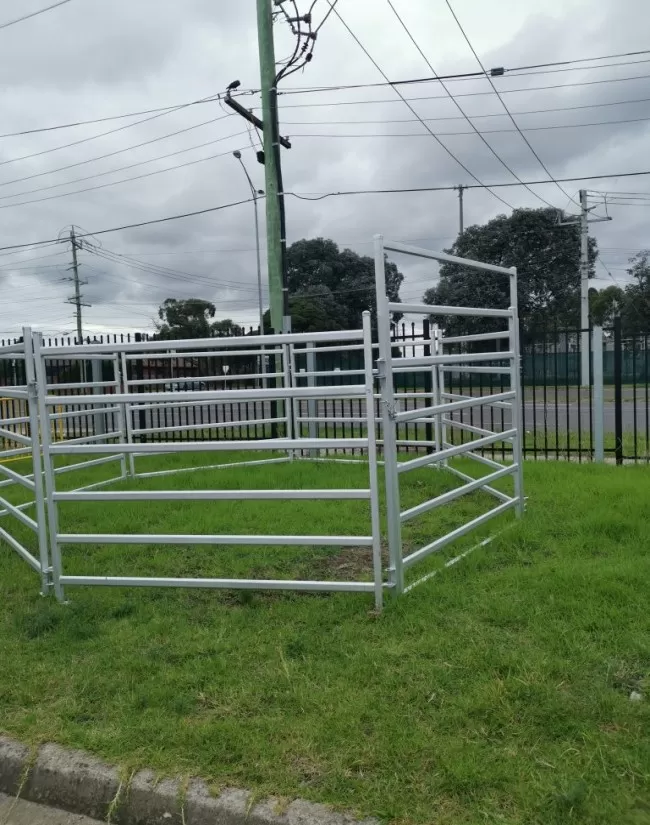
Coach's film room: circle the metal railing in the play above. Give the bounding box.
[374,236,525,595]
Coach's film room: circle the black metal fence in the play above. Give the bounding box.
[1,322,648,462]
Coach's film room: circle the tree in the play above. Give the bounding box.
[589,285,624,327]
[213,318,245,337]
[423,208,598,338]
[282,237,404,332]
[619,252,650,335]
[156,298,216,340]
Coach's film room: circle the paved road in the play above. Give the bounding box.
[0,794,100,825]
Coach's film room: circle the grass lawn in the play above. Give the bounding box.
[0,457,649,824]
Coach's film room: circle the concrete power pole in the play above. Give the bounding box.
[66,227,89,344]
[579,189,590,388]
[256,0,290,333]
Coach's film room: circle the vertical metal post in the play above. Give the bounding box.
[614,315,623,465]
[23,328,50,595]
[374,234,403,594]
[120,352,135,477]
[592,325,605,462]
[306,346,318,457]
[282,342,294,459]
[431,323,443,458]
[509,268,525,516]
[422,318,434,452]
[33,332,65,603]
[91,356,106,439]
[363,311,383,611]
[579,189,590,387]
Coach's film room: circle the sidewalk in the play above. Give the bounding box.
[0,794,100,825]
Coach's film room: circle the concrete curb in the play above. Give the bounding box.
[0,737,378,825]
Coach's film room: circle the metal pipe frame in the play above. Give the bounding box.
[376,235,523,595]
[123,347,284,361]
[390,301,513,319]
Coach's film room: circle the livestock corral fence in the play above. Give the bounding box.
[0,238,524,609]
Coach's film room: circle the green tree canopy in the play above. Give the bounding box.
[618,252,650,335]
[423,208,598,338]
[589,285,625,327]
[155,298,216,340]
[279,237,404,333]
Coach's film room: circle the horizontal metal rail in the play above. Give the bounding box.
[0,427,31,445]
[44,328,366,356]
[445,464,514,504]
[400,465,515,523]
[383,239,515,275]
[57,533,374,546]
[390,352,513,369]
[45,385,367,406]
[440,330,510,345]
[397,429,517,473]
[59,575,378,592]
[0,343,27,355]
[0,388,28,399]
[133,456,290,480]
[54,455,123,475]
[442,391,513,410]
[0,415,30,426]
[402,499,517,569]
[55,488,371,502]
[0,463,35,489]
[443,444,510,471]
[0,525,40,571]
[395,391,515,423]
[440,365,513,375]
[49,438,369,455]
[0,493,38,530]
[60,431,122,446]
[49,406,120,421]
[388,301,513,319]
[125,372,283,387]
[442,417,500,438]
[46,380,117,391]
[124,347,284,361]
[131,417,284,437]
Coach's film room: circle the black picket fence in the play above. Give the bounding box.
[1,322,648,462]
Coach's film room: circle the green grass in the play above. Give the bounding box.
[1,458,650,824]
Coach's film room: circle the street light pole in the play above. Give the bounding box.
[233,151,264,336]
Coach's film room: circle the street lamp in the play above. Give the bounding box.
[233,151,265,337]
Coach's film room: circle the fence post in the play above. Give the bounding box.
[592,326,605,462]
[614,316,623,465]
[91,354,106,439]
[134,332,146,438]
[306,347,318,457]
[422,319,433,453]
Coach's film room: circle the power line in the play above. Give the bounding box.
[282,96,650,124]
[278,53,650,95]
[0,196,261,253]
[286,114,650,137]
[0,140,250,210]
[7,165,650,254]
[0,0,72,30]
[271,73,650,110]
[325,1,514,209]
[0,94,230,170]
[390,0,556,208]
[0,114,235,184]
[0,132,248,204]
[443,0,577,207]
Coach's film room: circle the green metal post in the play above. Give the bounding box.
[257,0,284,334]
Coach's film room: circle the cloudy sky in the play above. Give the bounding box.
[0,0,649,338]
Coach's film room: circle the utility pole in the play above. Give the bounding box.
[66,227,89,344]
[579,189,590,388]
[558,193,611,387]
[256,0,290,333]
[455,185,465,235]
